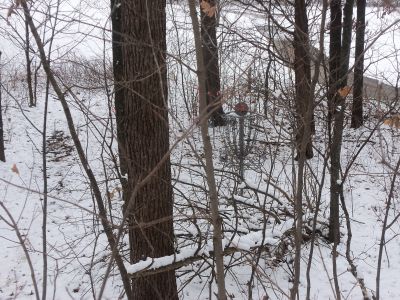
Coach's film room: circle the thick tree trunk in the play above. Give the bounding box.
[119,1,178,299]
[293,0,313,160]
[351,0,366,128]
[200,0,226,126]
[0,51,5,162]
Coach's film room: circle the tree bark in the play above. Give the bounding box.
[351,0,366,128]
[110,0,131,220]
[25,15,35,107]
[119,0,178,299]
[328,0,342,123]
[291,0,313,298]
[340,0,354,87]
[328,0,342,245]
[200,0,226,126]
[293,0,313,160]
[110,0,125,174]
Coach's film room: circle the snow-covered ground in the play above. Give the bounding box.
[1,1,400,299]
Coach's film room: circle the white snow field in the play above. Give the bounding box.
[1,1,400,299]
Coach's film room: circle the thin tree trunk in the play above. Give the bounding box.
[0,50,5,162]
[327,2,344,298]
[119,0,178,299]
[351,0,366,128]
[376,157,400,300]
[291,0,313,298]
[188,0,227,298]
[25,15,35,107]
[328,0,354,244]
[327,0,342,124]
[329,0,355,241]
[41,76,49,300]
[41,3,60,297]
[328,2,354,299]
[200,0,226,126]
[328,0,342,245]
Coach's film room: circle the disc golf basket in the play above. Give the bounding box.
[222,101,260,180]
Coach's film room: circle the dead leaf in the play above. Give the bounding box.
[11,163,19,175]
[384,115,400,128]
[107,186,122,200]
[200,0,217,17]
[338,86,352,98]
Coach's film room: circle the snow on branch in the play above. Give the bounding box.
[126,227,290,278]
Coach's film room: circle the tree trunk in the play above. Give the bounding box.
[291,0,313,298]
[328,0,342,245]
[119,1,178,299]
[200,0,226,126]
[25,16,35,107]
[188,1,227,298]
[351,0,366,128]
[0,51,5,162]
[110,0,130,206]
[340,0,354,87]
[21,2,133,297]
[328,0,342,124]
[293,0,313,160]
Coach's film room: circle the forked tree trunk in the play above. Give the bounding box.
[328,0,357,242]
[200,0,226,126]
[351,0,366,128]
[119,1,178,299]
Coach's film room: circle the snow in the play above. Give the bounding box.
[1,1,400,299]
[125,247,200,274]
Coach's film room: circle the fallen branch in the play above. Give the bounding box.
[127,225,296,278]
